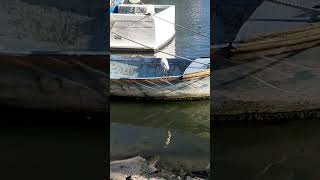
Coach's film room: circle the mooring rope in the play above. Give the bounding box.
[110,31,210,66]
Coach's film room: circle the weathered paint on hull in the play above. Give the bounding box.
[111,76,209,100]
[0,52,108,112]
[212,0,320,120]
[231,22,320,61]
[212,22,320,62]
[110,56,210,100]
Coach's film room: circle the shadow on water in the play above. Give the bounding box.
[110,100,210,171]
[0,107,106,180]
[213,120,320,180]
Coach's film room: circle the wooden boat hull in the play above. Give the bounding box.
[0,51,108,112]
[110,57,210,100]
[214,22,320,61]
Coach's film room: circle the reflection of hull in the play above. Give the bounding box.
[110,57,210,100]
[110,100,210,172]
[111,100,210,134]
[213,120,320,180]
[0,51,107,112]
[110,5,175,51]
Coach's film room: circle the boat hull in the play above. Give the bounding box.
[110,57,210,100]
[212,22,320,62]
[111,76,209,100]
[0,51,108,112]
[110,5,175,51]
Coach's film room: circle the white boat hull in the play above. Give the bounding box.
[110,5,175,51]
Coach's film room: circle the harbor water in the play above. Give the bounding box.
[213,120,320,180]
[111,101,210,171]
[110,0,210,174]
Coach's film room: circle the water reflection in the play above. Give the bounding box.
[110,100,210,170]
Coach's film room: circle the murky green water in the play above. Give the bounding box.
[110,100,210,170]
[213,120,320,180]
[110,0,210,171]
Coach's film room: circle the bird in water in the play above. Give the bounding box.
[163,130,171,148]
[160,58,170,77]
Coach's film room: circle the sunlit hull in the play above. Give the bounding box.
[110,5,175,51]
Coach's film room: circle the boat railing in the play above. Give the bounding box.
[111,4,174,15]
[117,4,155,15]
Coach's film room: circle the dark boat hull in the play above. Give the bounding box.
[212,0,320,120]
[0,52,108,112]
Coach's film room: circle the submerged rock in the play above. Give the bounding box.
[110,156,164,180]
[110,156,208,180]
